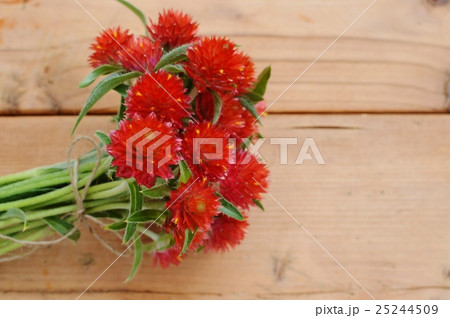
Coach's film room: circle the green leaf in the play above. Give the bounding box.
[43,216,80,242]
[72,71,142,135]
[0,208,28,231]
[90,210,125,219]
[253,199,265,211]
[95,130,111,145]
[216,194,245,221]
[154,44,190,71]
[240,97,261,124]
[141,187,170,199]
[211,90,222,124]
[78,65,123,88]
[124,181,143,243]
[179,229,197,257]
[104,220,127,231]
[179,160,192,184]
[113,84,129,98]
[245,90,264,103]
[141,178,170,199]
[126,235,143,282]
[127,209,163,223]
[161,64,186,74]
[116,0,149,36]
[252,66,271,96]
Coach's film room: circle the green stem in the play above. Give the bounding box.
[0,226,48,256]
[28,179,126,209]
[0,172,90,200]
[0,219,46,236]
[0,157,112,212]
[0,195,124,229]
[0,149,104,187]
[85,180,129,200]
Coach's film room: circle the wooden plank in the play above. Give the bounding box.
[0,0,449,114]
[0,114,449,299]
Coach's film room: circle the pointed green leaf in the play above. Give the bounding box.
[126,235,143,282]
[179,229,197,257]
[124,181,143,243]
[161,64,186,74]
[43,216,80,242]
[0,208,28,231]
[127,209,163,223]
[116,0,148,36]
[141,178,170,199]
[216,194,244,221]
[252,66,271,96]
[79,64,123,88]
[95,130,111,145]
[245,90,264,103]
[72,71,142,134]
[179,160,192,184]
[104,220,127,231]
[253,199,265,211]
[212,90,222,124]
[240,97,261,124]
[90,210,125,219]
[141,187,170,199]
[154,44,190,71]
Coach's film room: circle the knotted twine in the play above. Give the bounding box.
[0,136,130,262]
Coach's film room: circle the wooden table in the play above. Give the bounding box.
[0,0,449,299]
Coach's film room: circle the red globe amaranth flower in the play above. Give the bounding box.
[106,113,181,188]
[167,179,220,232]
[181,121,234,180]
[88,27,133,68]
[125,71,191,127]
[255,100,267,116]
[219,150,269,210]
[118,36,163,72]
[206,215,249,252]
[148,9,199,48]
[153,247,182,268]
[195,92,257,140]
[185,37,255,94]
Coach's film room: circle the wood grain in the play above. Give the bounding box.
[0,115,449,300]
[0,0,449,114]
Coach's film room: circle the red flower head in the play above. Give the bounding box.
[88,27,133,68]
[185,37,255,94]
[181,121,234,180]
[118,36,163,72]
[167,179,220,232]
[153,247,182,268]
[195,92,257,140]
[106,113,181,188]
[255,100,267,116]
[125,71,192,128]
[219,150,269,210]
[206,215,249,252]
[148,9,199,49]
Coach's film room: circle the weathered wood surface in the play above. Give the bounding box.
[0,0,449,114]
[0,115,449,300]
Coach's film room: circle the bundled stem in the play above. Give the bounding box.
[0,147,167,262]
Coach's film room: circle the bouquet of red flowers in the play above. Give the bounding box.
[0,1,270,279]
